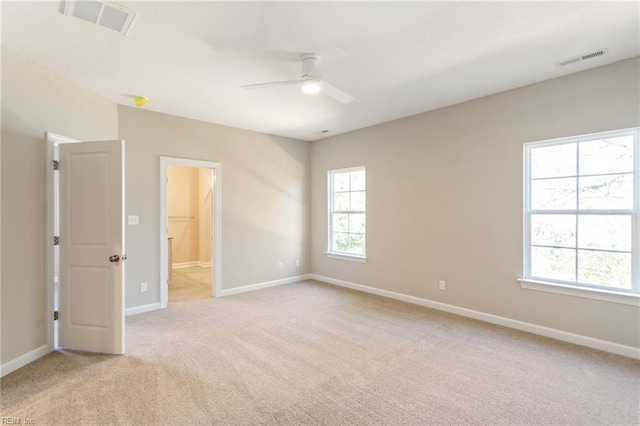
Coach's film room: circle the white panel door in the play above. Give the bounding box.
[58,140,124,354]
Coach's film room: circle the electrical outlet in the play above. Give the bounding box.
[278,262,284,270]
[140,282,148,292]
[439,280,445,290]
[296,260,300,268]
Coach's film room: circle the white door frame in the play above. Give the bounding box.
[44,131,91,350]
[160,156,222,307]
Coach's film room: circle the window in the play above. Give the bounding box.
[523,129,639,298]
[327,167,366,261]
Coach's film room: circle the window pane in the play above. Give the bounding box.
[351,170,365,191]
[332,233,349,252]
[526,132,637,291]
[531,246,575,282]
[332,213,348,233]
[531,177,576,210]
[351,191,366,211]
[578,215,631,252]
[579,136,634,175]
[329,167,366,256]
[335,192,350,211]
[348,233,365,254]
[531,214,575,248]
[334,173,350,192]
[531,143,576,178]
[349,213,365,233]
[578,250,631,289]
[579,174,633,210]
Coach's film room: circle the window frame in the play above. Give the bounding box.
[326,166,367,262]
[520,128,640,306]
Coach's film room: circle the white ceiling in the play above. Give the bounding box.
[2,1,639,141]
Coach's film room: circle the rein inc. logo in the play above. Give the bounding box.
[1,418,35,425]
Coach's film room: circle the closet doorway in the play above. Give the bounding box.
[167,165,212,302]
[159,157,221,308]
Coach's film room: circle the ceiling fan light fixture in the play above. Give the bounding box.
[240,46,353,103]
[301,79,321,94]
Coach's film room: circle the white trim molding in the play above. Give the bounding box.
[325,252,367,263]
[220,274,312,297]
[310,274,640,360]
[45,132,81,354]
[1,345,51,378]
[522,128,640,297]
[125,303,161,316]
[519,278,640,306]
[327,166,367,260]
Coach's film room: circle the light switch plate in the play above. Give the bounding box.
[128,215,139,225]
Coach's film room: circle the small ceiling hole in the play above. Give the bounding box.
[581,50,607,61]
[556,48,608,67]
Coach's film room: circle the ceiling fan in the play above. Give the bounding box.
[241,46,354,104]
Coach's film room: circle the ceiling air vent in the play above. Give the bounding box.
[64,0,137,36]
[556,48,608,67]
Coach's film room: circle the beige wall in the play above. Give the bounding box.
[119,106,310,308]
[311,57,640,348]
[1,47,119,364]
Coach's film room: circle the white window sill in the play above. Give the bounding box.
[518,278,640,307]
[325,252,367,263]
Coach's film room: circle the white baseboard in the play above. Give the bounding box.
[1,344,51,378]
[125,302,161,316]
[3,303,162,376]
[221,274,312,297]
[310,274,640,360]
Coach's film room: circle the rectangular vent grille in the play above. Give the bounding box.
[64,0,137,36]
[556,49,608,67]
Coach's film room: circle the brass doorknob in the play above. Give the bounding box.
[109,254,120,263]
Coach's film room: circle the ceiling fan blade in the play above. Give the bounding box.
[311,45,351,79]
[321,81,354,104]
[241,80,301,89]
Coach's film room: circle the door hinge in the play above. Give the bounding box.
[54,311,59,321]
[53,236,59,246]
[53,160,59,170]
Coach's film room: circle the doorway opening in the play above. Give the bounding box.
[159,157,221,308]
[167,165,213,302]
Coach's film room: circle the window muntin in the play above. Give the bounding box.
[328,167,366,257]
[524,130,639,293]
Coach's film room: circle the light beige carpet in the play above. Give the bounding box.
[169,266,212,303]
[1,280,639,425]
